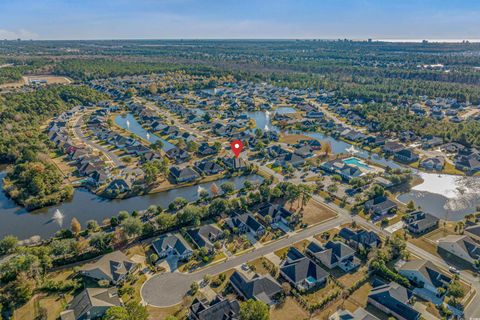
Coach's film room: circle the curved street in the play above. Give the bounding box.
[140,215,347,307]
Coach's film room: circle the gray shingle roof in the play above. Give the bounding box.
[62,287,121,320]
[229,271,282,305]
[152,234,192,256]
[80,250,136,283]
[281,256,328,285]
[369,282,419,320]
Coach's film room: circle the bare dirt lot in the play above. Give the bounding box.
[0,75,72,89]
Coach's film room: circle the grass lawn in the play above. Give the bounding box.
[147,303,189,320]
[274,240,310,259]
[314,228,340,243]
[442,161,465,175]
[178,252,227,272]
[226,236,252,254]
[335,265,369,288]
[279,133,314,145]
[302,280,342,306]
[247,257,277,277]
[296,199,337,226]
[13,294,69,320]
[211,269,235,294]
[121,273,147,302]
[408,224,457,258]
[345,282,372,310]
[126,244,146,257]
[271,297,309,320]
[424,301,443,319]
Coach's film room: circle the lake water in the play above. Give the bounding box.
[247,107,296,132]
[115,113,175,151]
[398,172,480,221]
[0,170,262,240]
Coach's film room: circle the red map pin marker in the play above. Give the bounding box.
[230,140,243,158]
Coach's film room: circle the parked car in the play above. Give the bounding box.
[449,266,460,274]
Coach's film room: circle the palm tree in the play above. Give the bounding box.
[299,185,313,211]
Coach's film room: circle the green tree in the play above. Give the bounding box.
[407,200,416,212]
[177,205,203,226]
[285,184,300,208]
[208,198,228,217]
[0,235,18,255]
[239,299,269,320]
[121,217,143,237]
[220,182,235,194]
[89,232,112,252]
[448,280,465,299]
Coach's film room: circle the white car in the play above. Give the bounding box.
[449,266,460,274]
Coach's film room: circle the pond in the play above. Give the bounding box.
[397,172,480,221]
[0,170,263,240]
[246,107,296,132]
[115,113,175,151]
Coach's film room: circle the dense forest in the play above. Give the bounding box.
[0,85,106,209]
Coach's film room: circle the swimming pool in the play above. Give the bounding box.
[306,276,317,284]
[343,157,371,169]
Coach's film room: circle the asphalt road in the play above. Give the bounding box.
[72,113,123,167]
[140,215,348,307]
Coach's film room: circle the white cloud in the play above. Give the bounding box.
[0,29,40,40]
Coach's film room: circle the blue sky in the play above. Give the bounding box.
[0,0,479,40]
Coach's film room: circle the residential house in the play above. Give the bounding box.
[373,177,395,189]
[338,227,381,251]
[465,224,480,244]
[404,211,439,235]
[397,259,451,300]
[195,160,224,176]
[455,155,480,174]
[225,213,265,238]
[79,251,137,285]
[257,203,298,227]
[422,136,443,149]
[328,308,380,320]
[166,147,190,163]
[394,148,419,163]
[189,296,240,320]
[306,240,359,271]
[187,224,224,251]
[198,143,217,156]
[152,233,193,261]
[382,141,404,154]
[229,271,282,306]
[306,111,324,118]
[60,287,122,320]
[170,166,200,183]
[222,157,249,171]
[437,235,480,267]
[367,281,420,320]
[105,176,134,194]
[364,196,397,217]
[294,146,314,158]
[298,139,322,150]
[274,152,305,168]
[419,156,445,171]
[280,248,328,291]
[364,136,387,147]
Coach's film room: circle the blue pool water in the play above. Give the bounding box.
[343,157,371,169]
[306,276,317,284]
